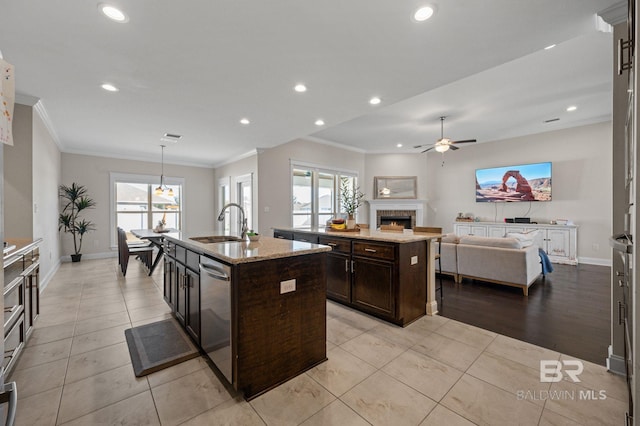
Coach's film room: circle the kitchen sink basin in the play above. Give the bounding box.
[190,235,243,244]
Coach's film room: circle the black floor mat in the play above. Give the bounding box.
[125,318,199,377]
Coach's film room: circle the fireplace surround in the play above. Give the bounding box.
[367,199,426,229]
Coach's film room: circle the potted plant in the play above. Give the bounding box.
[340,179,365,229]
[59,183,96,262]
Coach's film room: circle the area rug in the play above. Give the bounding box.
[125,318,199,377]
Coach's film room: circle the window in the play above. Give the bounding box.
[237,174,253,230]
[291,163,357,229]
[111,173,184,246]
[218,177,231,233]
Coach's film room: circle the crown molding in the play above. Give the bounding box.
[33,100,63,150]
[303,136,367,154]
[598,1,627,26]
[213,148,259,168]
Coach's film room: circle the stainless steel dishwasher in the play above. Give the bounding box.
[199,256,232,383]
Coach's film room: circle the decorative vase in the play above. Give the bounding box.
[71,254,82,262]
[346,216,356,229]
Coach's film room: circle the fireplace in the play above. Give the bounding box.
[367,199,426,229]
[380,215,412,229]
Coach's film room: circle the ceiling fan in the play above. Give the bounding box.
[414,116,477,153]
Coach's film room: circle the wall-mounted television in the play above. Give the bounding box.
[475,162,552,203]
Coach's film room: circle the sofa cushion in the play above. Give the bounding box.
[458,235,523,249]
[441,233,460,244]
[506,231,538,248]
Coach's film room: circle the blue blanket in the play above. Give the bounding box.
[539,248,554,275]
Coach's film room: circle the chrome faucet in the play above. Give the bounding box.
[217,203,248,239]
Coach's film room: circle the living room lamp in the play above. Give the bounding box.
[155,145,174,197]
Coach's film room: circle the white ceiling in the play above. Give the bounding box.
[0,0,620,167]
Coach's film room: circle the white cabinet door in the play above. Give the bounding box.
[470,225,487,237]
[488,226,506,237]
[454,224,471,235]
[545,229,571,258]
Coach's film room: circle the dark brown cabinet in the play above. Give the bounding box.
[284,229,427,326]
[175,263,187,326]
[185,267,200,344]
[163,255,175,310]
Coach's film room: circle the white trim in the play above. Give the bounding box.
[367,199,427,228]
[578,256,612,267]
[109,172,185,246]
[61,251,116,262]
[213,149,260,168]
[598,1,627,26]
[290,159,358,177]
[39,259,61,293]
[303,136,367,154]
[217,177,231,233]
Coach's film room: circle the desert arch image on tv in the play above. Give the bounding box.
[475,162,552,203]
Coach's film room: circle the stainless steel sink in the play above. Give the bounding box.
[190,235,243,244]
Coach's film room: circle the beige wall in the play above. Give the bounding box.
[5,104,33,239]
[61,153,216,257]
[32,106,62,283]
[257,138,365,235]
[425,121,612,264]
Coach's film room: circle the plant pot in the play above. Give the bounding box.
[346,219,357,229]
[71,254,82,263]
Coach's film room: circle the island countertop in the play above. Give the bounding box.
[273,226,442,243]
[164,231,331,264]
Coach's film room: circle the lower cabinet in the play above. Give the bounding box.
[352,256,394,318]
[317,233,424,326]
[164,242,201,345]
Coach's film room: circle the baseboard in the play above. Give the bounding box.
[606,345,626,376]
[61,251,117,262]
[39,259,61,293]
[578,257,612,267]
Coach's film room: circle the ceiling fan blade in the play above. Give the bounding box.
[449,145,460,151]
[413,144,427,149]
[451,139,476,144]
[421,147,434,153]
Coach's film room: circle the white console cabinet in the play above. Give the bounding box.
[453,222,578,265]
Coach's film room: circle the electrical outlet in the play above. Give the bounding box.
[280,279,296,294]
[411,255,418,265]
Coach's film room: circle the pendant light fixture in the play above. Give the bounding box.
[155,145,174,197]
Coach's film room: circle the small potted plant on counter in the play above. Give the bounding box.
[340,179,364,229]
[58,182,96,262]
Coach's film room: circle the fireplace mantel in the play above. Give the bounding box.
[366,199,427,228]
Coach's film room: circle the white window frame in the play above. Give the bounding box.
[109,172,185,248]
[235,173,253,232]
[217,176,231,233]
[290,161,358,229]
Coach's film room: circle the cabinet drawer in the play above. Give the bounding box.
[164,240,177,258]
[353,241,395,261]
[318,236,350,254]
[186,249,200,272]
[273,230,293,240]
[175,245,187,264]
[293,232,319,244]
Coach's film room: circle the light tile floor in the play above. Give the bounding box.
[9,258,627,425]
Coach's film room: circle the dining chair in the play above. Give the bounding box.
[414,226,443,298]
[117,227,154,276]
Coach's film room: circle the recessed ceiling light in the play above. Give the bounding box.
[315,119,325,126]
[101,83,119,92]
[369,96,381,105]
[98,3,128,23]
[566,105,577,112]
[396,143,403,148]
[294,84,307,93]
[413,6,435,22]
[544,44,556,50]
[240,118,250,125]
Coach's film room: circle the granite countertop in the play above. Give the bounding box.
[275,226,442,243]
[165,232,331,264]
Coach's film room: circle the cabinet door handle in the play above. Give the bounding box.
[351,260,355,273]
[364,248,377,253]
[276,235,286,239]
[327,243,337,247]
[345,259,349,272]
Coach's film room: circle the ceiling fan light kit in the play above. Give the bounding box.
[415,116,477,153]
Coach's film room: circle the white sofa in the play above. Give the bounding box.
[439,234,542,296]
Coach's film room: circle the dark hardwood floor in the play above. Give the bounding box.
[437,263,611,366]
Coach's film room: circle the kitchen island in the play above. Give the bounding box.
[162,231,330,400]
[273,227,442,325]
